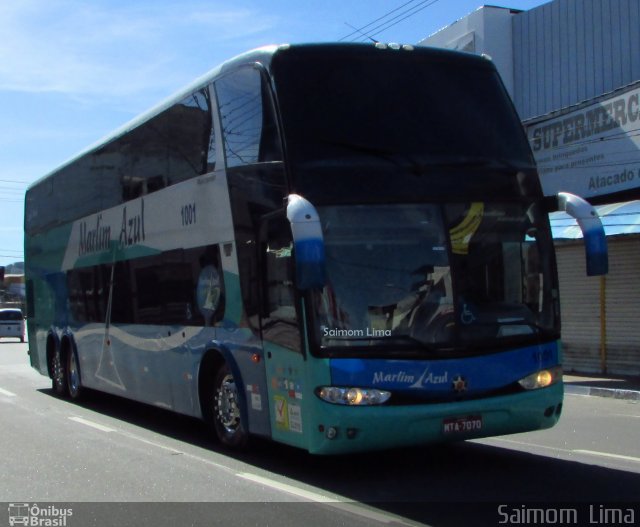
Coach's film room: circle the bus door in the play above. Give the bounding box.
[258,213,309,449]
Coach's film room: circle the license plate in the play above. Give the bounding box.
[443,415,483,435]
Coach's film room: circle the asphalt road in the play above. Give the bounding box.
[1,340,639,527]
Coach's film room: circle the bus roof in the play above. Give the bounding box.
[27,42,493,192]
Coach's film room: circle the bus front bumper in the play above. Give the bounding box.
[306,383,563,455]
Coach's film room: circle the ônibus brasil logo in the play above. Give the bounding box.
[8,503,73,527]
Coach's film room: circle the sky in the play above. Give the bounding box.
[0,0,549,266]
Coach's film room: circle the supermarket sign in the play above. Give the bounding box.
[526,83,640,199]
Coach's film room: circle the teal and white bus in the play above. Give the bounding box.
[25,43,607,454]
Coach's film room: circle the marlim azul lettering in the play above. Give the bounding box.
[372,368,450,387]
[79,214,111,256]
[77,199,146,257]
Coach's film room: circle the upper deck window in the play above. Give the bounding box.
[270,45,538,203]
[215,67,282,169]
[25,88,215,235]
[272,46,532,166]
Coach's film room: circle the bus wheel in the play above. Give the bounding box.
[212,363,248,448]
[66,348,83,400]
[51,349,68,397]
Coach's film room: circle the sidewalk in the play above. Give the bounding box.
[564,372,640,400]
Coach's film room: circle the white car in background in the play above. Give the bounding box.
[0,308,25,342]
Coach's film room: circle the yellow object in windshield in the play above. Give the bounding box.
[449,202,484,255]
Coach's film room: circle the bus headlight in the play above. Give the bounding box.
[316,386,391,405]
[518,366,563,390]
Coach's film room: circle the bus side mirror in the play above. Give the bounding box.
[550,192,608,276]
[286,194,326,290]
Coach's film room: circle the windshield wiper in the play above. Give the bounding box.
[318,139,402,165]
[465,319,551,339]
[321,144,535,173]
[406,155,535,172]
[317,143,534,173]
[498,319,550,334]
[323,333,439,352]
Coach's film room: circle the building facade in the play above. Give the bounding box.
[420,0,640,375]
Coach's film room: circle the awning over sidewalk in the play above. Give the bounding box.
[550,200,640,239]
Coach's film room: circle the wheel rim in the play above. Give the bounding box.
[53,352,64,389]
[68,353,80,395]
[215,374,241,433]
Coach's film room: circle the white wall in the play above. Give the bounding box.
[418,6,516,96]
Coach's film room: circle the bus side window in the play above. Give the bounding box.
[215,66,282,168]
[169,89,214,181]
[261,217,301,352]
[67,266,108,323]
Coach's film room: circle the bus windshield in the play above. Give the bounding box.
[309,201,558,354]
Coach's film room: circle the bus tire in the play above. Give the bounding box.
[66,347,83,401]
[211,362,248,449]
[51,347,68,397]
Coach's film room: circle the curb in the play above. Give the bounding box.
[565,384,640,401]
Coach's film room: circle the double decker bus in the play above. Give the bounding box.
[24,43,607,454]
